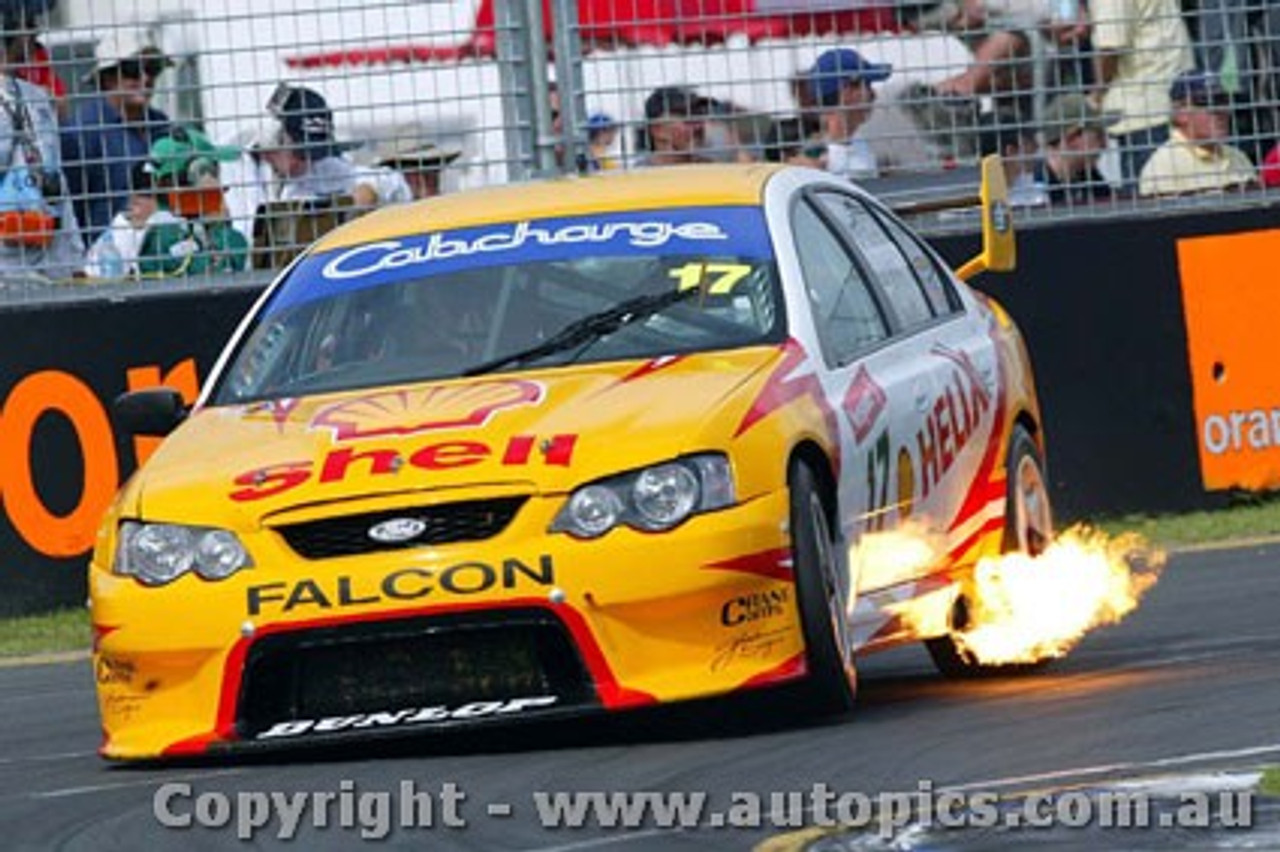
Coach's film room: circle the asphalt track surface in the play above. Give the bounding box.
[2,543,1278,851]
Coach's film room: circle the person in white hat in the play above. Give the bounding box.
[60,25,173,243]
[375,139,462,200]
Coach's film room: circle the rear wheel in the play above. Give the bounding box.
[790,462,857,713]
[926,424,1054,677]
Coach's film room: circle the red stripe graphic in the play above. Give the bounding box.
[703,547,794,582]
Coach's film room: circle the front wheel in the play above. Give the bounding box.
[926,424,1054,677]
[790,462,857,714]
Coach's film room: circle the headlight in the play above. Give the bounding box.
[115,522,253,586]
[551,454,735,539]
[563,486,625,538]
[632,463,699,529]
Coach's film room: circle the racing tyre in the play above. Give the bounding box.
[790,461,857,714]
[926,424,1054,677]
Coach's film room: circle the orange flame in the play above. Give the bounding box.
[955,525,1166,665]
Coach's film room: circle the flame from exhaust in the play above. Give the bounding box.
[956,525,1166,665]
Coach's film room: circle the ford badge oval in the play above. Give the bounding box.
[368,517,428,543]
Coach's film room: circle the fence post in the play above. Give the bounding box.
[495,0,537,182]
[550,0,587,173]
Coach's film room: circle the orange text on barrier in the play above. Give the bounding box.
[0,360,200,559]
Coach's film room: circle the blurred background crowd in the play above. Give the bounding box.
[3,0,1279,283]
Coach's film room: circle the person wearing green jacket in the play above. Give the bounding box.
[137,125,249,277]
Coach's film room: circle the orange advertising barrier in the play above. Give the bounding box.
[0,360,199,559]
[1177,229,1280,491]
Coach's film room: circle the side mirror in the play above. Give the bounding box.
[113,388,189,438]
[956,154,1016,281]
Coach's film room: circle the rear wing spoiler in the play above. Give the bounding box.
[859,155,1015,282]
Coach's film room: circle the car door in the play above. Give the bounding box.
[813,189,1003,574]
[789,195,938,603]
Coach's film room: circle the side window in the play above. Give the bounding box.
[873,210,960,316]
[791,200,888,365]
[816,193,935,330]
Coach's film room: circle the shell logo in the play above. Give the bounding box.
[311,380,545,440]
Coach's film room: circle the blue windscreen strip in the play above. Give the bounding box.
[265,206,772,315]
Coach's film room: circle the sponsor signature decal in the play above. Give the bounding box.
[246,555,555,616]
[710,627,792,673]
[256,696,560,739]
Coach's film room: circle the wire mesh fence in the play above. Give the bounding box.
[1,0,1277,288]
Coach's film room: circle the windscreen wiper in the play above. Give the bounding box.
[461,286,698,377]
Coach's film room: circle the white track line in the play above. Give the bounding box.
[29,769,247,800]
[0,750,96,766]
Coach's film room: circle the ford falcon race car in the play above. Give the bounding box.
[93,159,1051,760]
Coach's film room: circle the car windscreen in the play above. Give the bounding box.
[212,206,783,404]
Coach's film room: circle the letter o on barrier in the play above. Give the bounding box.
[0,371,119,557]
[1203,415,1229,455]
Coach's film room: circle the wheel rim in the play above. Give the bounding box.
[1013,455,1052,556]
[808,493,853,672]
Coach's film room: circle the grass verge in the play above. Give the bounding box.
[1261,767,1280,797]
[0,608,90,659]
[1090,492,1280,549]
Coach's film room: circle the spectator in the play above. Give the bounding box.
[61,26,173,243]
[220,126,277,244]
[634,86,713,166]
[0,0,83,280]
[804,48,893,180]
[13,9,66,114]
[1186,0,1280,162]
[586,112,619,169]
[375,140,462,200]
[83,160,164,279]
[258,84,411,207]
[1260,142,1280,188]
[918,1,1060,101]
[1138,69,1258,196]
[788,69,823,140]
[696,98,759,163]
[134,126,249,276]
[975,110,1046,205]
[1089,0,1193,188]
[1034,93,1118,204]
[762,116,824,166]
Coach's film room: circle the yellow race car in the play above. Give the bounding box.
[92,160,1050,759]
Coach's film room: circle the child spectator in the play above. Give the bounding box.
[134,126,249,277]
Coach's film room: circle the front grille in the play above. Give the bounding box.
[237,611,595,739]
[275,497,526,559]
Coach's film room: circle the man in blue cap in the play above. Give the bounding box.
[1138,70,1257,197]
[804,48,892,180]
